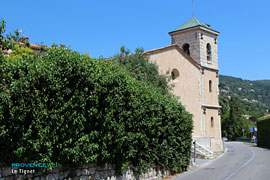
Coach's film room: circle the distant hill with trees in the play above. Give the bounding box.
[219,75,270,139]
[219,75,270,118]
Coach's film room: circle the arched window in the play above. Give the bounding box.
[171,69,180,80]
[209,80,212,92]
[207,43,212,61]
[182,43,190,55]
[211,117,214,127]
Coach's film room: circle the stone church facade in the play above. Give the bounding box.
[144,17,223,152]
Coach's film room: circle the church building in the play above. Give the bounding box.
[144,17,224,152]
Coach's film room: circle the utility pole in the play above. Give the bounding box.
[193,140,196,164]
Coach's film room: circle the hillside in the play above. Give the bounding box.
[219,75,270,117]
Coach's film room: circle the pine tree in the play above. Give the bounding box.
[222,97,245,140]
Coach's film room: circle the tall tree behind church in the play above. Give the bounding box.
[222,97,246,140]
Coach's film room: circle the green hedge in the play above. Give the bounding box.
[257,116,270,148]
[0,48,193,174]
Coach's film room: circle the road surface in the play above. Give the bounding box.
[170,142,270,180]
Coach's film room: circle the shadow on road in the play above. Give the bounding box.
[250,145,270,151]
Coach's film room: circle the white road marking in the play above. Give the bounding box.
[224,147,255,180]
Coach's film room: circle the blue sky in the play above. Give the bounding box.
[1,0,269,80]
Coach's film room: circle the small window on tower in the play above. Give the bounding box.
[207,43,212,61]
[182,43,190,55]
[209,80,212,92]
[211,117,214,127]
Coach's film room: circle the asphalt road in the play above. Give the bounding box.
[170,142,270,180]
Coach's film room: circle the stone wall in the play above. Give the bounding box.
[171,30,201,65]
[0,164,171,180]
[198,31,218,70]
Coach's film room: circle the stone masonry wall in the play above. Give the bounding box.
[199,31,218,70]
[171,30,201,65]
[0,164,171,180]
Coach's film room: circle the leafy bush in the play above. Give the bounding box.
[257,117,270,148]
[112,46,172,95]
[1,19,33,59]
[6,44,34,60]
[0,19,17,51]
[0,48,193,174]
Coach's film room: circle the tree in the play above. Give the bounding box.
[0,19,33,60]
[6,44,33,60]
[112,46,173,95]
[0,19,16,51]
[222,97,246,140]
[0,19,6,40]
[6,29,21,42]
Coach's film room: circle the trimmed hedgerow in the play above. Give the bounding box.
[257,117,270,148]
[0,48,193,174]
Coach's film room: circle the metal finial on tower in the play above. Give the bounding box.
[192,0,195,17]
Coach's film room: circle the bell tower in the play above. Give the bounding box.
[166,17,223,152]
[168,17,220,70]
